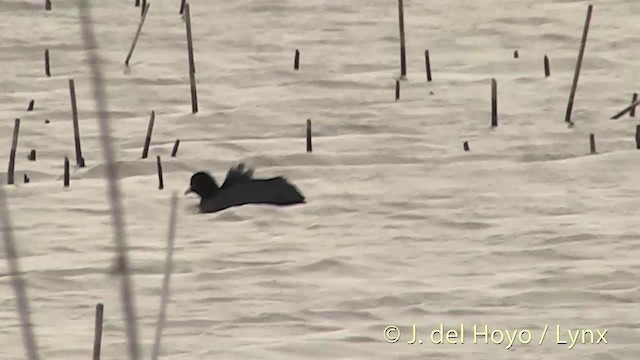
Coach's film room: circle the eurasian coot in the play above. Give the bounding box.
[185,163,306,213]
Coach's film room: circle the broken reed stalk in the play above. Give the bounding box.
[27,100,35,111]
[544,55,550,77]
[7,118,20,185]
[93,303,104,360]
[564,4,593,124]
[306,119,312,153]
[44,49,51,77]
[124,2,151,66]
[150,194,179,360]
[294,49,300,71]
[189,72,198,114]
[424,50,432,82]
[395,80,400,101]
[179,0,186,15]
[636,126,640,149]
[0,184,41,360]
[171,139,180,157]
[135,0,140,7]
[28,150,36,161]
[69,79,85,167]
[78,1,140,358]
[397,0,406,79]
[589,133,596,154]
[184,3,198,114]
[188,71,198,114]
[185,3,195,74]
[63,156,69,187]
[141,0,146,16]
[141,110,155,159]
[23,174,30,184]
[45,0,51,11]
[514,50,519,59]
[631,93,638,117]
[491,78,498,127]
[611,97,640,120]
[156,156,164,190]
[463,141,470,152]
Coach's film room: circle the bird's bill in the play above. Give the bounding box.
[184,187,193,195]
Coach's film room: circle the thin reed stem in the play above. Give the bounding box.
[150,194,179,360]
[78,1,140,359]
[0,186,40,360]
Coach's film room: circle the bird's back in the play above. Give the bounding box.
[200,177,305,213]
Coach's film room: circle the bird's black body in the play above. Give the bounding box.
[185,163,305,213]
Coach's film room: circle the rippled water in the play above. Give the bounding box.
[0,0,639,359]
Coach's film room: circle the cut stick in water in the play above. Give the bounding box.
[185,3,195,74]
[564,4,593,124]
[156,156,164,190]
[171,139,180,157]
[93,303,103,360]
[7,119,20,185]
[491,79,497,127]
[424,50,432,82]
[69,79,85,167]
[45,49,51,77]
[397,0,406,79]
[544,55,550,78]
[125,2,151,66]
[611,97,640,120]
[141,110,155,159]
[63,156,69,187]
[184,3,198,113]
[306,119,312,153]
